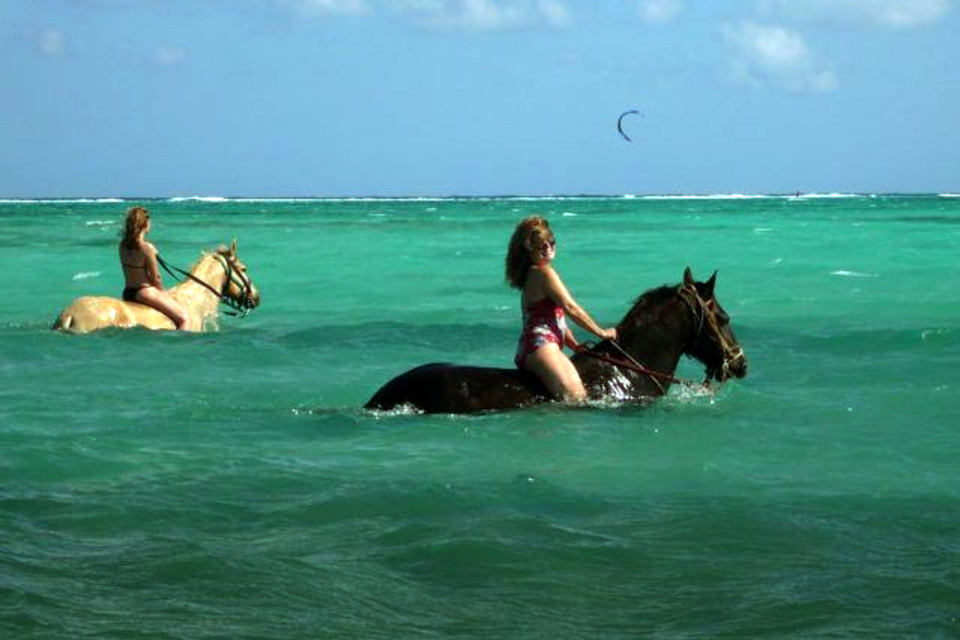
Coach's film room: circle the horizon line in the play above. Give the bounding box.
[2,192,957,203]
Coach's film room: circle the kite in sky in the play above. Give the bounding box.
[617,109,641,142]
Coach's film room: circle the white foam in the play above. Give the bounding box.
[366,403,425,418]
[583,396,628,410]
[205,197,324,203]
[185,196,455,204]
[639,193,771,200]
[939,193,960,198]
[85,220,116,226]
[670,383,716,403]
[830,270,877,278]
[0,198,124,204]
[0,193,939,205]
[72,271,101,281]
[0,193,930,206]
[795,193,862,199]
[168,196,229,203]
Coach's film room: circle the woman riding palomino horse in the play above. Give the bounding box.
[365,267,747,414]
[118,206,188,329]
[507,216,618,403]
[52,234,260,333]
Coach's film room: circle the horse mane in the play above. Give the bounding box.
[619,283,679,328]
[187,245,231,271]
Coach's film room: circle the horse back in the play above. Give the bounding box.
[53,296,173,333]
[364,363,549,414]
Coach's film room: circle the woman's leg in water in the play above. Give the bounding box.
[135,287,189,330]
[524,343,587,402]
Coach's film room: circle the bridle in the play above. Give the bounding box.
[215,253,256,316]
[677,283,745,382]
[580,282,743,390]
[157,253,256,317]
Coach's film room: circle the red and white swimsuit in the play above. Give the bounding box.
[515,296,568,368]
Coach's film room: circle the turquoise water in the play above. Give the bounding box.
[2,194,959,638]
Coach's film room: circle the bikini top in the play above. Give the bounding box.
[120,244,148,272]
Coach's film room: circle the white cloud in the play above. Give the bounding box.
[538,0,573,28]
[284,0,370,16]
[722,22,839,93]
[638,0,684,25]
[151,47,187,66]
[37,29,65,56]
[757,0,952,28]
[395,0,573,31]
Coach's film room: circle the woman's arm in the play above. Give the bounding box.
[141,242,164,289]
[540,266,617,341]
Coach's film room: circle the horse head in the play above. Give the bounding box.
[214,240,261,315]
[679,267,747,383]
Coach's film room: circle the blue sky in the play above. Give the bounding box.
[2,0,957,196]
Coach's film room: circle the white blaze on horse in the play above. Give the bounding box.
[52,241,260,333]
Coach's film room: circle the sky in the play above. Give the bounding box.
[1,0,957,197]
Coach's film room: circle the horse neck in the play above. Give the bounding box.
[617,294,692,375]
[170,254,225,318]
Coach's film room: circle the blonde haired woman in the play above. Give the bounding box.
[118,206,188,330]
[505,216,617,402]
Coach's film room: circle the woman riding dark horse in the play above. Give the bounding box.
[365,267,747,414]
[507,216,618,402]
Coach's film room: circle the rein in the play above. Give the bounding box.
[577,341,689,393]
[157,254,253,317]
[578,281,741,392]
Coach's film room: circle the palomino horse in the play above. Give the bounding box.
[366,268,747,413]
[52,241,260,333]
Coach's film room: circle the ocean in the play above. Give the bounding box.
[1,194,958,638]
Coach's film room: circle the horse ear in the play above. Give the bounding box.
[705,270,717,297]
[683,267,695,287]
[230,239,237,257]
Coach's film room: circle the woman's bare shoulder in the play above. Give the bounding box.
[532,263,564,286]
[529,263,558,278]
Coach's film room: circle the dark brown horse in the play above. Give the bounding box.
[365,268,747,414]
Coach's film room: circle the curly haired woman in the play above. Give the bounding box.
[506,216,617,402]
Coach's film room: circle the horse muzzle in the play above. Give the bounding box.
[244,287,261,310]
[706,348,747,383]
[226,286,260,317]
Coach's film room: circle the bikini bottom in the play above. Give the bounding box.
[122,285,149,302]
